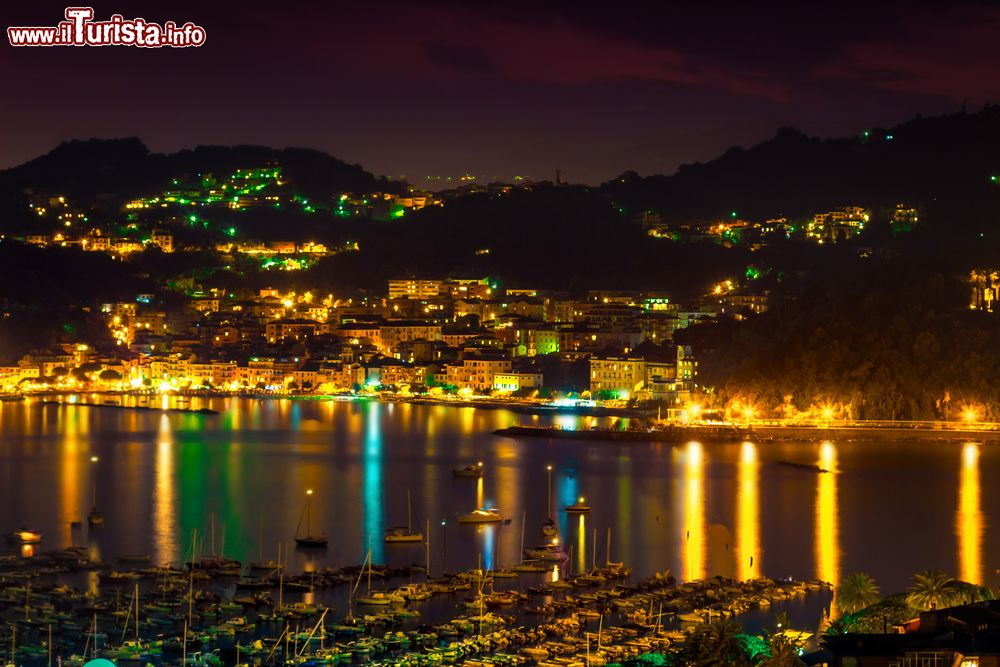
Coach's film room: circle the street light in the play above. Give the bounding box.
[963,407,979,424]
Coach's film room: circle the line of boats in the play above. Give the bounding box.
[0,537,830,667]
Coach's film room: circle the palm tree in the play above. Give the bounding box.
[906,570,957,611]
[837,572,881,614]
[756,632,805,667]
[823,618,850,636]
[683,617,750,666]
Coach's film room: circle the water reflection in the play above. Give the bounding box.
[815,442,839,612]
[153,416,177,564]
[736,442,759,580]
[682,441,705,581]
[957,443,983,585]
[363,403,384,563]
[5,399,998,599]
[482,524,495,571]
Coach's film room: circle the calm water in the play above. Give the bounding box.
[0,397,991,601]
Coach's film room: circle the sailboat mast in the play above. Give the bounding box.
[520,511,526,562]
[425,518,431,577]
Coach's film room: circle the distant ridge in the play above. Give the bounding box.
[601,106,1000,226]
[0,137,398,200]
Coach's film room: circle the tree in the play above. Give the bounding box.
[756,632,805,667]
[837,573,881,614]
[98,369,122,381]
[681,618,750,666]
[906,570,957,611]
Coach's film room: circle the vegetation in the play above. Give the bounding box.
[678,618,751,666]
[836,573,881,614]
[906,570,960,611]
[691,259,1000,420]
[835,573,996,634]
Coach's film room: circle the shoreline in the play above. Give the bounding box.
[18,390,644,418]
[496,423,1000,444]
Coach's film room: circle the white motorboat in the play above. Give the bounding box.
[457,508,504,524]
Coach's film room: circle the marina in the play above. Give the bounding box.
[0,538,831,667]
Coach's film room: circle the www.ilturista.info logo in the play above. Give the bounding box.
[8,7,206,47]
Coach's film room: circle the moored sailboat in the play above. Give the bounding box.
[294,489,327,548]
[384,490,424,543]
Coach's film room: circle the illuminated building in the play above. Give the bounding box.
[378,321,443,357]
[149,230,174,252]
[589,356,645,399]
[806,206,870,243]
[264,318,323,344]
[388,279,444,300]
[891,203,920,233]
[457,351,512,391]
[493,371,543,392]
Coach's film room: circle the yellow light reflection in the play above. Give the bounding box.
[153,416,177,564]
[476,477,484,509]
[577,514,587,574]
[736,442,760,580]
[815,442,839,613]
[958,443,982,585]
[682,441,705,581]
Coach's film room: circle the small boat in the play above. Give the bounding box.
[87,506,104,526]
[355,549,403,605]
[452,462,484,478]
[117,554,151,564]
[294,534,328,548]
[385,490,424,543]
[235,577,273,591]
[457,508,504,524]
[5,526,42,544]
[384,526,423,543]
[248,559,282,572]
[294,489,327,548]
[512,561,550,573]
[777,460,829,473]
[524,543,568,562]
[565,497,592,514]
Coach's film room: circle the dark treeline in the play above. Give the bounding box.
[684,257,1000,421]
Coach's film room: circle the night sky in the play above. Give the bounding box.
[3,1,999,185]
